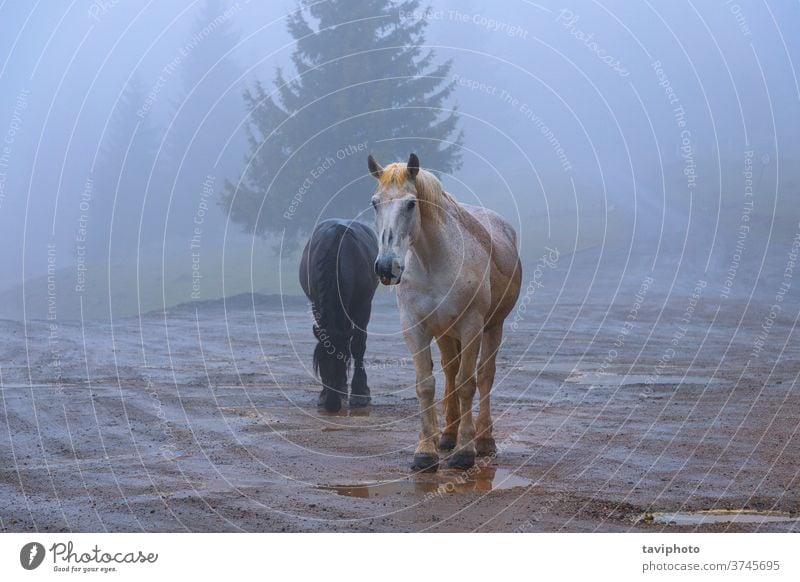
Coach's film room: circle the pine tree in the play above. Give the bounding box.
[221,0,463,244]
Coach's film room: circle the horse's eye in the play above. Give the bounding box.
[406,199,416,211]
[371,198,378,208]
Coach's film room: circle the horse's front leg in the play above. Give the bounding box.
[405,327,439,472]
[437,335,461,451]
[449,317,484,469]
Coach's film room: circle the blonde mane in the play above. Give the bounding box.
[379,163,457,224]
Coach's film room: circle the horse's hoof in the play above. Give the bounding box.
[476,437,497,456]
[448,451,475,470]
[438,433,457,451]
[349,393,371,407]
[411,454,439,473]
[323,401,342,413]
[321,395,342,413]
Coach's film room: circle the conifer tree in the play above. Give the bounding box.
[221,0,463,244]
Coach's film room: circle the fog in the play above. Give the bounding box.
[1,0,798,319]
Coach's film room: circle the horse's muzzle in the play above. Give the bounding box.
[375,255,403,285]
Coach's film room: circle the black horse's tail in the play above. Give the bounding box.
[311,324,352,378]
[311,224,353,382]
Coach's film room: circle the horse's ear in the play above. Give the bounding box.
[367,154,383,180]
[407,153,420,180]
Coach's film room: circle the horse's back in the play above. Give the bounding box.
[461,204,520,276]
[299,219,378,305]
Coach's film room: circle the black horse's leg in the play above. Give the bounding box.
[319,358,346,412]
[349,307,372,407]
[314,328,345,413]
[312,325,329,408]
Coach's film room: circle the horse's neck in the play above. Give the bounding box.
[412,198,460,267]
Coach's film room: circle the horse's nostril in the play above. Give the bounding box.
[375,256,393,279]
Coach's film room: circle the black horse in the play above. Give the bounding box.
[299,219,379,412]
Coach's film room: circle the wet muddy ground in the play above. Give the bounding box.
[1,276,798,532]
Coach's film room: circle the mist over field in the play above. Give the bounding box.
[1,1,800,537]
[0,0,797,317]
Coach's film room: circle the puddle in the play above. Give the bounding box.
[565,372,722,386]
[318,467,532,498]
[640,510,799,526]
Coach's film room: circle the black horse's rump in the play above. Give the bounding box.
[299,219,378,412]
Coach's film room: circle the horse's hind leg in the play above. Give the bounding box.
[437,336,460,451]
[349,308,371,407]
[476,324,502,457]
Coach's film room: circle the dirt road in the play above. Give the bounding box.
[1,276,798,532]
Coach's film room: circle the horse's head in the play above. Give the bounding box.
[367,153,422,285]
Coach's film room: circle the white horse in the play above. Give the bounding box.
[368,153,522,471]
